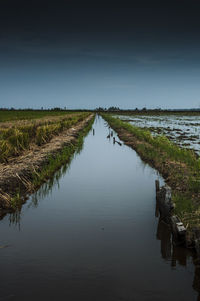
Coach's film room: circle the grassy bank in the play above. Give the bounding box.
[0,112,90,162]
[9,115,95,209]
[102,113,200,229]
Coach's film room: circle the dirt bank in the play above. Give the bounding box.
[0,114,94,211]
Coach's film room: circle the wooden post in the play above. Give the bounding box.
[156,184,174,223]
[113,137,115,144]
[93,129,95,135]
[155,182,186,246]
[170,215,186,245]
[155,180,160,192]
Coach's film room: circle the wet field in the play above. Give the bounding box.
[117,114,200,155]
[0,116,199,300]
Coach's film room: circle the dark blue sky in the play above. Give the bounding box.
[1,0,200,109]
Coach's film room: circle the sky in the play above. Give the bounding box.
[1,0,200,109]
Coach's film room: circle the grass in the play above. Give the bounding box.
[0,110,76,122]
[102,113,200,229]
[103,114,199,169]
[10,115,95,208]
[0,112,90,162]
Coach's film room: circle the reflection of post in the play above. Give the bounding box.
[171,245,187,267]
[155,200,159,217]
[93,128,95,136]
[155,180,160,194]
[156,219,172,260]
[111,131,113,137]
[155,180,160,217]
[193,265,200,300]
[113,137,115,144]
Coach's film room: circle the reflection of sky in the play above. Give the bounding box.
[1,1,200,109]
[0,116,196,300]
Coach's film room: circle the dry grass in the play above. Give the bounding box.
[0,112,90,162]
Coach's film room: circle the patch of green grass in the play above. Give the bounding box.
[173,193,194,216]
[10,191,21,209]
[32,144,76,187]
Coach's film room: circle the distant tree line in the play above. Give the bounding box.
[1,106,200,112]
[95,107,200,112]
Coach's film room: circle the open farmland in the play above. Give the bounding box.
[0,111,94,209]
[0,110,77,122]
[0,111,90,162]
[116,114,200,154]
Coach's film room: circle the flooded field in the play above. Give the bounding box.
[116,114,200,154]
[0,116,199,300]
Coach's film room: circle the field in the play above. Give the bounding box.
[0,111,94,210]
[0,110,78,122]
[0,111,90,163]
[116,113,200,154]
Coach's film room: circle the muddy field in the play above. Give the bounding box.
[116,114,200,154]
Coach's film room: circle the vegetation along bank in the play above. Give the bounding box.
[102,113,200,246]
[0,113,94,213]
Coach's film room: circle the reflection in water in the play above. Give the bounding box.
[0,116,199,300]
[194,266,200,301]
[7,128,88,225]
[156,219,172,260]
[156,218,200,299]
[9,209,21,229]
[29,163,70,209]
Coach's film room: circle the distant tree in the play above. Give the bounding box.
[95,107,106,112]
[108,106,120,111]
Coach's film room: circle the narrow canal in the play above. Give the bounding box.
[0,116,199,300]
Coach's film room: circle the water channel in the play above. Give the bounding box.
[0,116,199,300]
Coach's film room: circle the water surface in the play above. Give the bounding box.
[0,116,198,300]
